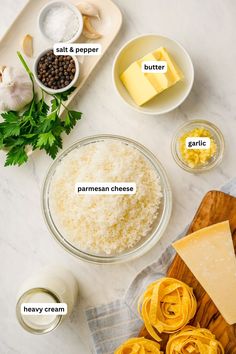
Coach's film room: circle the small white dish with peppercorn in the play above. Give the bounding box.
[34,49,79,93]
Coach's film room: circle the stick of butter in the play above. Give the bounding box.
[120,47,184,106]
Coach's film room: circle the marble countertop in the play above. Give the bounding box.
[0,0,236,353]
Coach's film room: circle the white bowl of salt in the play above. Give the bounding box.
[38,1,83,43]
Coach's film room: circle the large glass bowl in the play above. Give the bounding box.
[42,135,172,264]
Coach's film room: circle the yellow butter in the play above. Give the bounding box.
[141,52,170,92]
[120,47,184,106]
[157,47,183,82]
[120,61,158,106]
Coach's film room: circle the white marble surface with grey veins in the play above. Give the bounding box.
[0,0,236,353]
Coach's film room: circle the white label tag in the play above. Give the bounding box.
[186,137,211,149]
[21,303,67,316]
[141,61,167,73]
[54,43,101,56]
[75,182,136,195]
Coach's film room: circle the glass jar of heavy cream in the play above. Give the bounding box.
[16,266,78,334]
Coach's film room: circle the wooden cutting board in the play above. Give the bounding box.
[139,190,236,353]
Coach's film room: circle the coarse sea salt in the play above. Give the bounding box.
[43,5,80,42]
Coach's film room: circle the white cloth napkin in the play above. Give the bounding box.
[85,177,236,354]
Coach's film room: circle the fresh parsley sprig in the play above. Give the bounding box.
[0,52,82,166]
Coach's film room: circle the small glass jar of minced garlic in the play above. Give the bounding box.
[171,120,224,173]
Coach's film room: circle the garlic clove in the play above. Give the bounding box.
[83,16,102,39]
[83,29,101,39]
[77,2,100,19]
[0,65,6,82]
[22,34,33,58]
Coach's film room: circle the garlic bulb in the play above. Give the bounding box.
[0,66,33,112]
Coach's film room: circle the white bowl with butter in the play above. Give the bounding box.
[112,34,194,115]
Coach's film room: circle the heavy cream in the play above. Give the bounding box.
[16,266,78,334]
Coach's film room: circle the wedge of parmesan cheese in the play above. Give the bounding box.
[172,221,236,325]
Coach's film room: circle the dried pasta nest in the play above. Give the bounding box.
[138,277,197,341]
[166,326,224,354]
[114,337,163,354]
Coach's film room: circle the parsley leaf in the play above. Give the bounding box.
[64,110,82,134]
[37,99,50,115]
[3,123,20,137]
[37,132,56,148]
[51,98,59,112]
[55,86,76,101]
[1,111,19,123]
[5,146,28,166]
[44,135,63,159]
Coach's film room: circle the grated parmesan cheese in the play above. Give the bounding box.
[50,140,162,255]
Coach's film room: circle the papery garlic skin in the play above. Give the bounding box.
[77,2,100,19]
[0,67,33,112]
